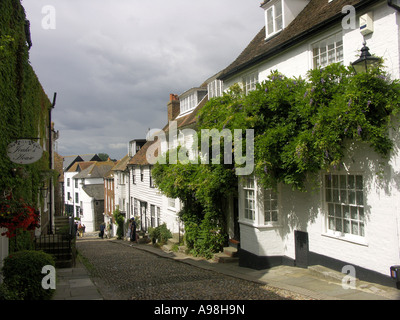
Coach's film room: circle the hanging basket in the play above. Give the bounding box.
[0,194,40,238]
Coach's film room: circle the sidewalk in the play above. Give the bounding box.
[53,234,400,300]
[52,258,103,300]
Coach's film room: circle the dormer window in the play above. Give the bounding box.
[179,88,207,115]
[266,0,283,37]
[261,0,309,40]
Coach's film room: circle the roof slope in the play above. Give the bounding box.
[82,185,104,200]
[73,161,115,179]
[128,95,209,166]
[219,0,380,80]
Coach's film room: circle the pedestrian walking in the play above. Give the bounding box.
[130,218,137,243]
[99,222,105,239]
[78,222,83,237]
[82,224,86,237]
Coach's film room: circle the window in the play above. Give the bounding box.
[75,179,78,188]
[140,167,144,182]
[168,198,175,209]
[149,168,154,188]
[134,199,138,216]
[325,174,365,237]
[243,177,255,221]
[312,32,343,69]
[67,178,70,187]
[208,79,223,99]
[150,205,155,228]
[67,192,71,201]
[180,94,196,114]
[243,73,258,95]
[266,0,283,37]
[75,192,79,203]
[240,176,280,226]
[157,207,161,226]
[264,189,279,223]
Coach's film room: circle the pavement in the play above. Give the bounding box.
[52,232,400,301]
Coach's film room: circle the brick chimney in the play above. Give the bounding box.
[167,94,180,121]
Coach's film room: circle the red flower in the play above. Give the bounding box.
[0,194,40,238]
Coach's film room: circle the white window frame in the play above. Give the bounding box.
[168,198,176,210]
[243,176,256,221]
[180,93,197,114]
[323,173,367,244]
[208,79,223,99]
[150,204,156,228]
[265,0,283,38]
[243,72,259,95]
[312,31,343,69]
[239,176,280,227]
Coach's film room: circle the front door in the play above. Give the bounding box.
[295,230,309,268]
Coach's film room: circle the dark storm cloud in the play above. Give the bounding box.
[22,0,263,159]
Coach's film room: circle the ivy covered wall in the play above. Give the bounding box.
[0,0,53,231]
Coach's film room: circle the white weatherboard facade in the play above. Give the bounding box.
[225,1,400,284]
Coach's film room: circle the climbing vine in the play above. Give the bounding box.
[153,62,400,258]
[0,0,53,237]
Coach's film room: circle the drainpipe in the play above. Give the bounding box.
[388,0,400,11]
[48,93,57,234]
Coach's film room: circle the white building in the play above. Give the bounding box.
[67,161,114,232]
[215,0,400,286]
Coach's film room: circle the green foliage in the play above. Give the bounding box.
[153,62,400,258]
[1,250,55,300]
[149,223,172,245]
[0,0,53,228]
[113,207,124,239]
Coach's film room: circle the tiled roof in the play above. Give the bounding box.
[67,161,96,173]
[111,154,130,171]
[82,185,104,200]
[73,161,115,179]
[219,0,379,80]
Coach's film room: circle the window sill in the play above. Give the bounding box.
[322,232,368,247]
[239,219,282,229]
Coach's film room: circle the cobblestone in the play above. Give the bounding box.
[76,237,309,300]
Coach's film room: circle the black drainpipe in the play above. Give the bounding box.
[388,0,400,12]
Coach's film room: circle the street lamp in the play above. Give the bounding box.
[351,42,380,74]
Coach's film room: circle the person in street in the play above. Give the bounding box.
[99,222,105,239]
[82,224,86,237]
[130,218,137,243]
[78,222,83,237]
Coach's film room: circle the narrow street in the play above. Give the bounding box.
[75,235,307,300]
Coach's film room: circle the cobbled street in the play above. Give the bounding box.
[76,236,307,300]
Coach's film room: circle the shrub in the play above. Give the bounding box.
[149,223,172,245]
[1,250,56,300]
[113,208,124,239]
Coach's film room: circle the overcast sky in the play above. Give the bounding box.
[22,0,263,160]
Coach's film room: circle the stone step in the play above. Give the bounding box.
[213,252,239,263]
[56,259,74,268]
[223,246,238,258]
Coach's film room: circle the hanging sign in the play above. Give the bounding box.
[7,139,43,164]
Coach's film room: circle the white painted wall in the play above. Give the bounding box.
[235,2,400,277]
